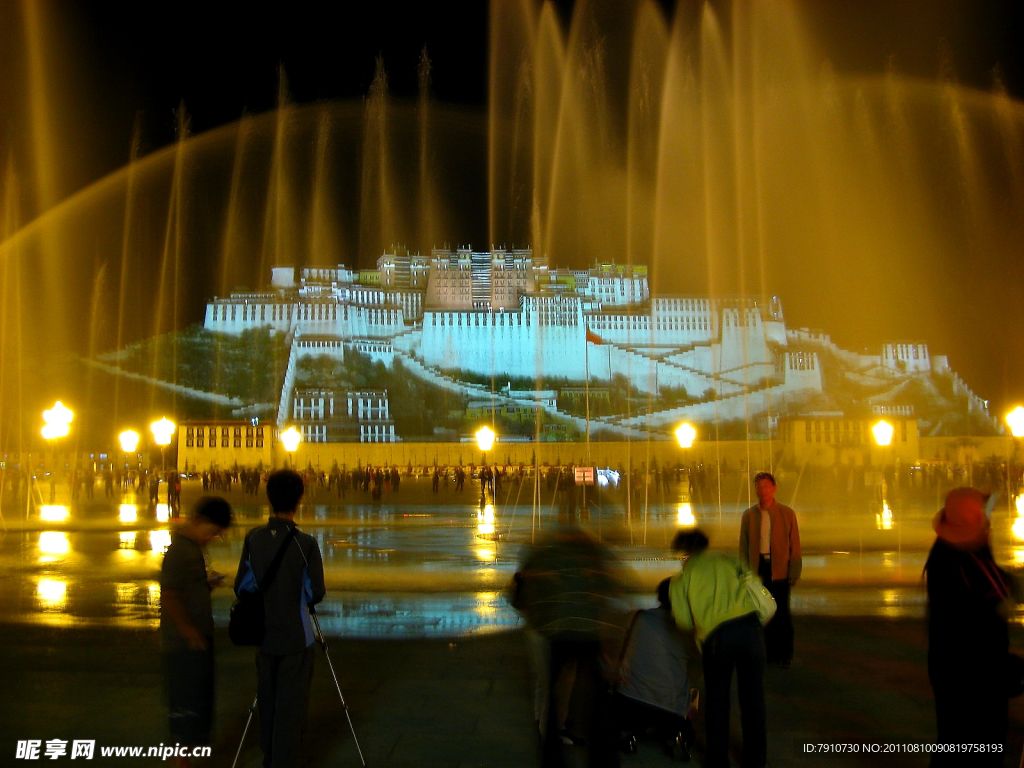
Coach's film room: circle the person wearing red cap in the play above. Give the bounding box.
[925,487,1016,765]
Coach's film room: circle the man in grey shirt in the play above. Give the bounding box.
[161,496,233,767]
[235,469,326,768]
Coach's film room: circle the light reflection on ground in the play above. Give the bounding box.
[0,477,1021,636]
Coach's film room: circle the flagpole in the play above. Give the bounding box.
[585,329,591,447]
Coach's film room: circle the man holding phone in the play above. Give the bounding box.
[160,496,233,767]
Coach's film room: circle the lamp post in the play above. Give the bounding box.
[119,429,139,460]
[281,426,301,468]
[119,430,139,490]
[42,401,73,502]
[872,419,894,490]
[675,423,696,449]
[1006,407,1024,499]
[476,426,495,455]
[871,419,894,448]
[476,426,495,501]
[675,422,697,493]
[871,419,897,525]
[151,418,176,473]
[1007,407,1024,438]
[41,401,73,442]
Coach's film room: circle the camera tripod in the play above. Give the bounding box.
[231,608,366,768]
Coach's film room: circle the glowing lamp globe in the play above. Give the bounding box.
[119,430,140,453]
[1007,407,1024,438]
[41,401,73,440]
[675,423,697,449]
[41,423,68,440]
[151,418,176,447]
[281,427,302,452]
[872,420,894,447]
[475,426,495,452]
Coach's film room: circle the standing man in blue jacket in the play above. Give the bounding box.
[235,469,326,768]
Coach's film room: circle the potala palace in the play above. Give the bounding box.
[203,247,990,442]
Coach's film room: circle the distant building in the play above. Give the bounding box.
[202,246,989,439]
[882,342,931,373]
[558,387,611,408]
[178,420,272,471]
[466,400,542,425]
[777,415,920,467]
[292,389,396,443]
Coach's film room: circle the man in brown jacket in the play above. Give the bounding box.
[739,471,801,666]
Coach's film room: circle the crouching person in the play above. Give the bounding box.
[614,578,694,760]
[670,529,766,768]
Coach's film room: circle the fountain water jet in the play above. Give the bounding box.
[0,0,1022,506]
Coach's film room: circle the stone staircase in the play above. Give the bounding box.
[394,349,652,440]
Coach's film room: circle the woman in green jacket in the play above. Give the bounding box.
[671,529,766,768]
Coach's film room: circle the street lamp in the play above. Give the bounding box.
[872,419,895,494]
[281,426,301,467]
[119,429,140,454]
[151,418,176,472]
[42,402,73,496]
[119,430,139,485]
[475,426,495,453]
[41,401,73,440]
[1007,408,1024,499]
[1008,407,1024,438]
[475,427,496,500]
[871,420,894,447]
[674,423,697,495]
[675,423,696,449]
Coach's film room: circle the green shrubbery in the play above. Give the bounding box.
[114,325,289,404]
[296,352,471,440]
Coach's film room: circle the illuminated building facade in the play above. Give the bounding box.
[203,247,982,438]
[179,420,273,471]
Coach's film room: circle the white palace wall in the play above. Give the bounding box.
[420,310,587,379]
[782,350,823,392]
[206,300,797,400]
[715,308,775,375]
[205,300,406,339]
[205,300,297,335]
[204,273,823,412]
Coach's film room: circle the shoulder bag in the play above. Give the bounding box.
[740,568,777,625]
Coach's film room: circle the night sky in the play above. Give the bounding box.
[3,0,1024,425]
[40,1,1024,200]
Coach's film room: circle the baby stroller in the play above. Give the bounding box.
[612,589,697,761]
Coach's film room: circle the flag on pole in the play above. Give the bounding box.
[585,328,604,345]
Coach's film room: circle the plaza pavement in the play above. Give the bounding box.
[4,616,1024,767]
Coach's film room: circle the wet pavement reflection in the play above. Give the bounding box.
[2,477,1022,636]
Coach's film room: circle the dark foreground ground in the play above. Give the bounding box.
[4,616,1024,767]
